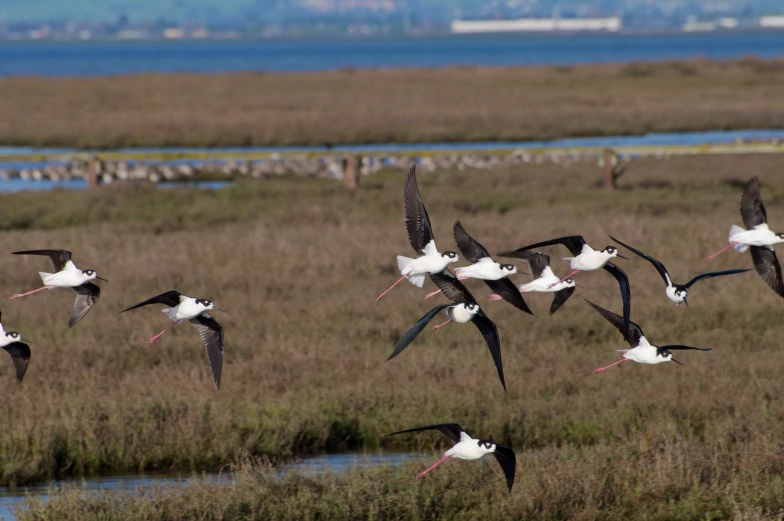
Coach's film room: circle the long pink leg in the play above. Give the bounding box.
[489,293,502,301]
[424,289,442,299]
[704,242,739,261]
[431,319,452,331]
[148,320,181,344]
[547,270,581,289]
[375,275,407,303]
[592,358,630,375]
[416,454,450,479]
[10,286,55,300]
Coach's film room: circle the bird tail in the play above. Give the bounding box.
[729,225,748,252]
[562,257,575,263]
[38,272,52,282]
[396,256,426,288]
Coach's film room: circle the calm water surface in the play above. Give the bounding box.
[0,452,418,521]
[1,32,784,77]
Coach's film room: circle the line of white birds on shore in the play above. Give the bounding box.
[376,166,777,491]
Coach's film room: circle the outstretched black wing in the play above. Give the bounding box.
[453,220,490,264]
[602,262,631,339]
[740,175,767,229]
[682,269,751,289]
[13,249,72,272]
[189,313,224,390]
[499,251,550,280]
[386,423,467,444]
[483,278,534,315]
[498,235,587,258]
[492,445,517,493]
[549,286,576,316]
[750,247,784,298]
[69,282,100,328]
[2,342,30,382]
[471,310,505,393]
[609,236,671,287]
[119,291,184,313]
[403,164,434,254]
[387,305,451,361]
[584,298,644,348]
[429,270,475,304]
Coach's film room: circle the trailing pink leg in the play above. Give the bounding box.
[548,270,581,289]
[10,286,55,300]
[592,358,630,375]
[375,274,408,303]
[704,242,739,261]
[148,320,181,344]
[424,289,442,299]
[431,319,452,331]
[416,454,450,479]
[489,294,502,301]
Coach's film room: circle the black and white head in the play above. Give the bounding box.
[602,246,627,260]
[564,278,577,288]
[675,287,688,302]
[464,302,479,312]
[81,269,107,282]
[194,298,215,311]
[477,439,497,454]
[4,331,20,341]
[776,232,784,242]
[442,251,459,263]
[499,263,517,275]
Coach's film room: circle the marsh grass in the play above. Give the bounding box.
[3,154,784,519]
[1,59,784,148]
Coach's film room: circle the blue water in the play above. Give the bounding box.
[0,452,418,521]
[1,32,784,77]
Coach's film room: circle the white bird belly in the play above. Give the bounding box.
[449,304,478,324]
[731,229,777,247]
[42,270,86,287]
[624,346,664,364]
[570,251,608,271]
[520,275,560,293]
[407,255,450,275]
[665,286,682,303]
[456,262,505,280]
[446,440,486,460]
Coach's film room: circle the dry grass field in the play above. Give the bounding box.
[5,153,784,520]
[1,58,784,148]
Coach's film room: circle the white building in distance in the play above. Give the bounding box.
[450,16,622,34]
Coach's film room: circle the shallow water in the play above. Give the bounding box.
[0,452,419,521]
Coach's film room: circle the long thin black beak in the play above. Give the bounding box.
[671,358,683,366]
[575,284,586,289]
[616,254,629,260]
[683,299,689,308]
[213,308,228,313]
[96,276,108,282]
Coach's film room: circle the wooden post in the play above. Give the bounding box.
[343,155,359,191]
[603,148,615,191]
[86,155,98,189]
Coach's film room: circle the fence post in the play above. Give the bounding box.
[86,155,98,189]
[343,155,359,191]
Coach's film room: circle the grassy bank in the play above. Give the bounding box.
[1,58,784,149]
[1,154,784,504]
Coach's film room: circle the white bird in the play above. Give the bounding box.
[375,164,458,303]
[611,236,749,306]
[493,250,578,316]
[387,423,516,492]
[585,299,711,375]
[0,311,31,383]
[119,290,226,390]
[705,176,784,298]
[10,249,106,328]
[425,220,533,315]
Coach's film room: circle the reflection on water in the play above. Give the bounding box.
[0,452,419,521]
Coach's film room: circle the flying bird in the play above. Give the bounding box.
[705,176,784,298]
[585,299,711,374]
[0,311,30,383]
[610,236,749,306]
[387,423,516,492]
[387,270,506,392]
[119,291,226,390]
[425,221,533,315]
[498,236,631,336]
[375,164,459,303]
[10,249,106,328]
[492,250,578,316]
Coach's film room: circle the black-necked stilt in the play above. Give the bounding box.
[705,176,784,298]
[585,299,711,374]
[118,290,226,390]
[0,311,30,383]
[387,269,506,391]
[498,236,631,336]
[375,164,459,303]
[11,249,106,328]
[494,250,578,316]
[425,221,533,315]
[387,423,516,492]
[611,236,750,306]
